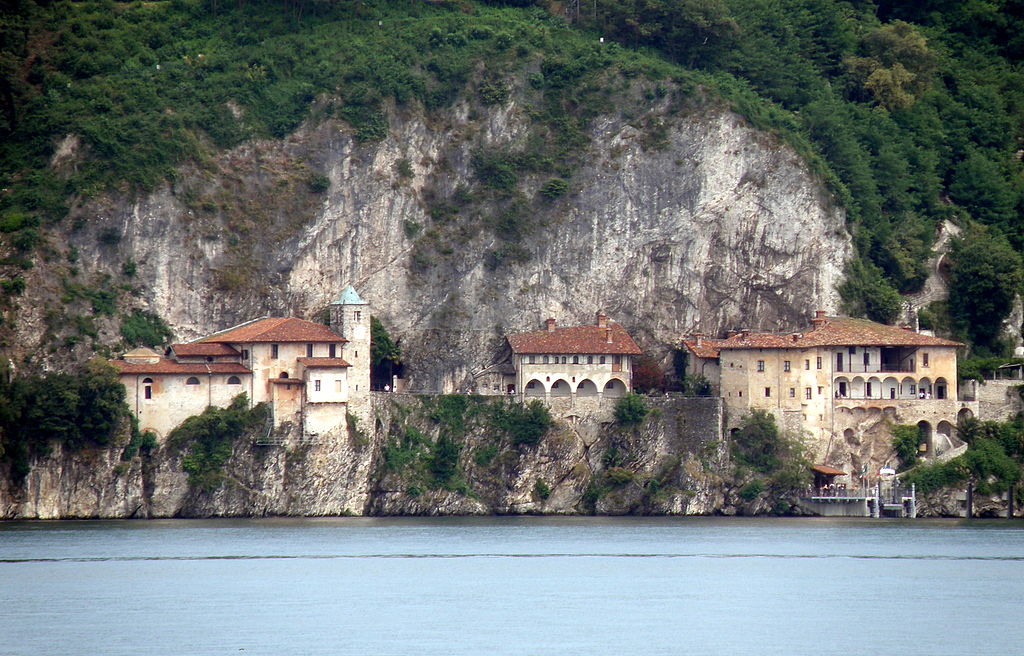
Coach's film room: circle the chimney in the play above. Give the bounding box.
[606,328,613,344]
[545,318,556,333]
[791,333,800,342]
[596,312,608,328]
[740,329,750,339]
[694,332,704,347]
[811,310,827,329]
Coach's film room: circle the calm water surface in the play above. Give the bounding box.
[1,516,1021,655]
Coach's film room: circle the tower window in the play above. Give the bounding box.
[271,344,279,359]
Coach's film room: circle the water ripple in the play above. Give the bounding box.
[2,552,1022,564]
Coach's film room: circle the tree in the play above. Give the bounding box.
[631,353,664,393]
[731,409,781,473]
[370,316,401,388]
[614,393,648,427]
[947,228,1023,351]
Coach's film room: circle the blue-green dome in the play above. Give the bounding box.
[331,285,368,305]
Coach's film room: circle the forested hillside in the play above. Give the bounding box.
[1,0,1022,356]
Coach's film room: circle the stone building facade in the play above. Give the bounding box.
[112,286,371,440]
[684,312,977,463]
[475,313,641,404]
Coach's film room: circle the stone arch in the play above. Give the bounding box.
[835,376,850,398]
[918,420,933,455]
[882,406,897,420]
[185,376,201,385]
[882,377,899,400]
[142,377,154,384]
[575,379,598,397]
[901,376,916,399]
[843,428,855,445]
[279,371,289,379]
[918,377,932,398]
[851,407,866,420]
[227,375,242,385]
[868,407,882,419]
[867,376,882,399]
[851,376,866,398]
[935,377,949,400]
[550,378,571,397]
[604,379,627,398]
[140,427,162,441]
[524,378,545,397]
[958,407,974,423]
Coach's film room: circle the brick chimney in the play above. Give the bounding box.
[791,333,800,342]
[811,310,827,329]
[545,318,556,333]
[694,332,704,347]
[596,312,608,328]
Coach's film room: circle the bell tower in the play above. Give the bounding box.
[330,285,370,397]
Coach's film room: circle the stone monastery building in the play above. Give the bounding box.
[112,286,371,440]
[476,313,641,402]
[684,311,976,459]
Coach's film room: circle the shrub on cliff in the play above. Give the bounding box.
[169,394,268,493]
[614,393,648,427]
[489,399,553,446]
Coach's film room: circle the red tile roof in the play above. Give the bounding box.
[682,338,729,359]
[297,357,352,368]
[198,317,347,344]
[170,343,240,357]
[509,320,641,355]
[701,316,961,354]
[111,358,251,376]
[812,464,847,476]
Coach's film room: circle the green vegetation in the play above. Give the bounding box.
[890,423,922,471]
[532,477,551,500]
[901,416,1024,498]
[1,0,1022,356]
[380,394,556,496]
[730,410,811,500]
[119,309,174,348]
[489,399,553,446]
[168,394,267,492]
[370,316,401,389]
[613,393,648,427]
[0,359,129,484]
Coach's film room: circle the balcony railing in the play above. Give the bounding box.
[834,363,916,374]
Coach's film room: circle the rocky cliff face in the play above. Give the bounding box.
[13,88,850,389]
[0,395,741,519]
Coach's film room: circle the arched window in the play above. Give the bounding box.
[600,356,606,365]
[143,377,154,384]
[143,377,153,400]
[185,377,200,385]
[572,355,579,364]
[587,356,593,364]
[279,372,289,379]
[561,356,567,364]
[543,355,549,364]
[227,376,241,385]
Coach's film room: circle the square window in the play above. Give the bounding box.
[789,387,795,398]
[923,353,929,367]
[314,380,321,391]
[784,361,791,372]
[757,360,765,372]
[271,344,279,359]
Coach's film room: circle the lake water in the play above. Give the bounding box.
[1,516,1022,655]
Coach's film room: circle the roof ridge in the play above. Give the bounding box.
[195,316,271,343]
